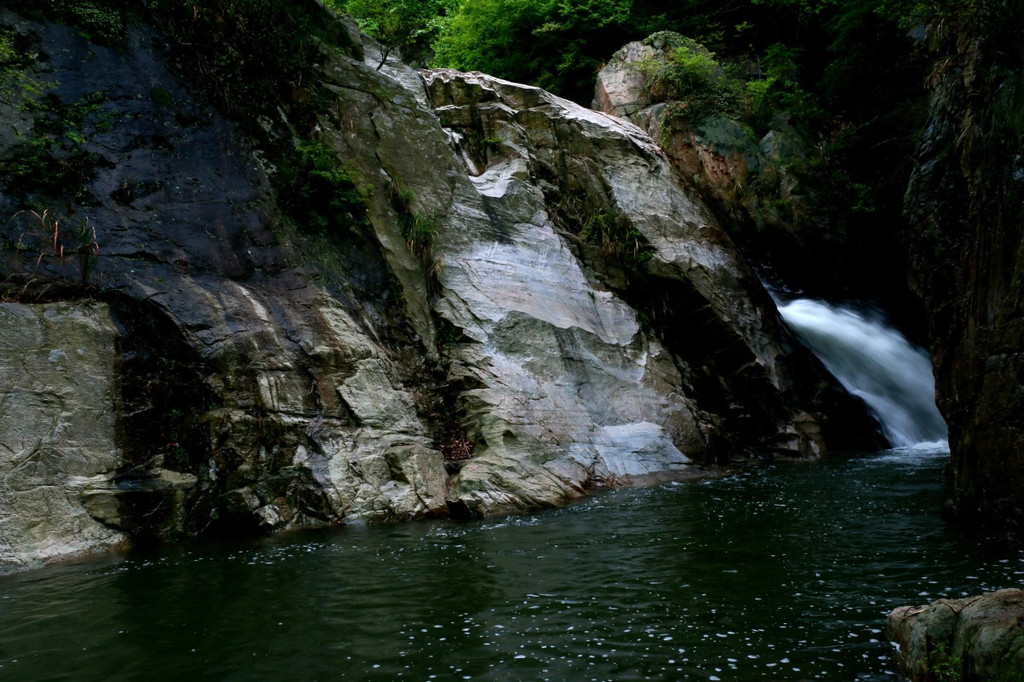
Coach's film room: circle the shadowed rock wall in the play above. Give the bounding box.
[904,4,1024,542]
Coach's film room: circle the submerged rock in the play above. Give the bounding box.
[0,3,877,569]
[887,589,1024,681]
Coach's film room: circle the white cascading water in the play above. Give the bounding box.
[778,299,948,449]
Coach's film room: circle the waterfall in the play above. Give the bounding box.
[778,299,948,449]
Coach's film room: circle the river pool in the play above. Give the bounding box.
[2,443,1021,681]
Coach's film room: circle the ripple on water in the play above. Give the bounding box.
[1,451,1022,680]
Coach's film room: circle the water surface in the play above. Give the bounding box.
[2,444,1021,681]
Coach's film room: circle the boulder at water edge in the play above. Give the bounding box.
[887,589,1024,681]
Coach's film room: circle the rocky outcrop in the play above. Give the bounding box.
[0,302,127,567]
[887,589,1024,681]
[0,2,876,569]
[904,4,1024,542]
[593,32,924,315]
[593,34,818,275]
[0,4,451,569]
[419,68,864,513]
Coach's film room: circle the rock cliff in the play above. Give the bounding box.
[904,3,1024,542]
[0,1,876,570]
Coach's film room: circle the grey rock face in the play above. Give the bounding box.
[593,41,659,117]
[0,302,126,570]
[422,73,710,501]
[0,5,873,569]
[888,589,1024,681]
[421,69,820,513]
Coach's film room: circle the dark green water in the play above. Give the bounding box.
[2,445,1022,681]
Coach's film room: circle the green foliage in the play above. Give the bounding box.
[745,43,822,129]
[639,36,741,123]
[282,141,371,233]
[0,28,19,83]
[432,0,555,88]
[433,0,643,101]
[578,206,653,277]
[4,91,112,208]
[6,0,135,46]
[927,641,963,682]
[403,214,438,255]
[0,26,50,104]
[389,183,438,257]
[58,0,129,44]
[527,0,632,97]
[636,31,819,138]
[432,0,738,103]
[334,0,453,68]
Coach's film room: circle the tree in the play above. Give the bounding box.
[340,0,451,69]
[432,0,555,85]
[432,0,636,102]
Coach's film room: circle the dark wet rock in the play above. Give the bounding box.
[904,9,1024,542]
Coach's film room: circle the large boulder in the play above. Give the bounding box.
[888,589,1024,681]
[593,31,923,315]
[421,69,794,513]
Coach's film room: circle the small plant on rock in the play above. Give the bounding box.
[403,213,438,257]
[927,641,963,682]
[282,141,371,232]
[579,207,653,277]
[13,209,99,285]
[639,35,740,123]
[389,182,439,258]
